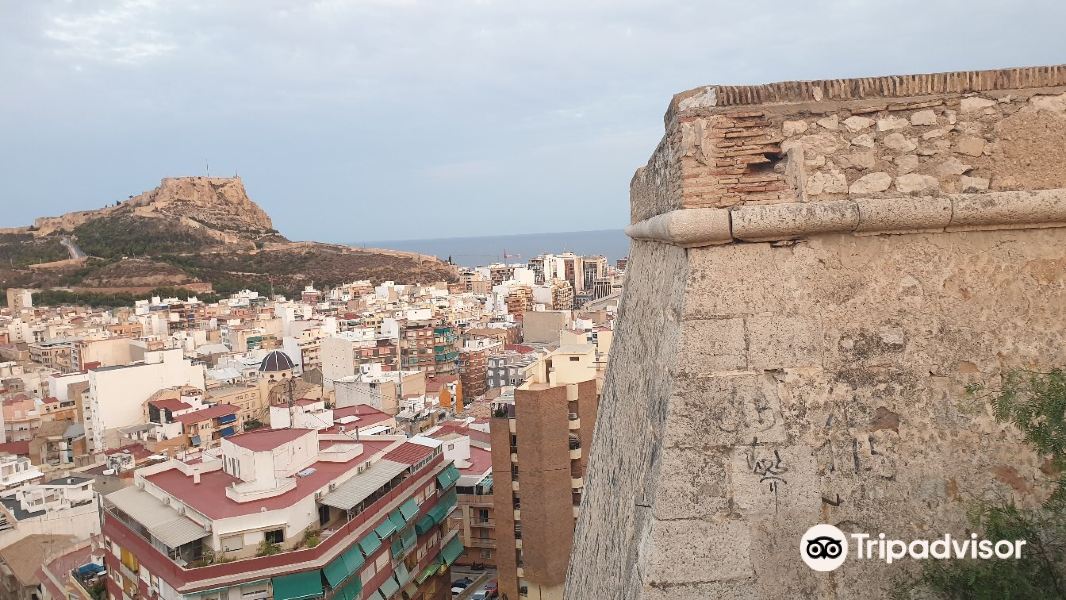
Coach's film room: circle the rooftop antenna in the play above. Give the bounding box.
[205,160,210,177]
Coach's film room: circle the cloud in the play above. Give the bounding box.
[42,0,177,65]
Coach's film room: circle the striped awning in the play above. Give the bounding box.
[320,460,409,511]
[436,464,460,489]
[105,486,209,549]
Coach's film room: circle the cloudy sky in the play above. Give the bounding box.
[1,1,1063,241]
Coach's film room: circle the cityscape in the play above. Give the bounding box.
[2,3,1066,600]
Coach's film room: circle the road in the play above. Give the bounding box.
[451,568,495,599]
[60,236,86,259]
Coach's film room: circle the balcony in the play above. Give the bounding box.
[466,537,495,549]
[471,518,495,528]
[571,477,583,488]
[568,414,580,430]
[510,453,518,464]
[513,509,521,520]
[569,448,581,460]
[511,480,519,492]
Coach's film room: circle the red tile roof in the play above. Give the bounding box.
[383,442,434,465]
[225,428,314,452]
[506,344,535,353]
[171,404,238,425]
[463,446,493,475]
[148,398,192,412]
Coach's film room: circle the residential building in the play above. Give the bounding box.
[101,428,464,600]
[84,348,206,452]
[0,475,99,548]
[487,351,538,390]
[29,341,75,373]
[489,345,600,600]
[0,454,44,492]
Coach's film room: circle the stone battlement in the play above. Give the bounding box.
[568,65,1066,600]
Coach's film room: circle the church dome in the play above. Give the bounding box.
[259,350,295,373]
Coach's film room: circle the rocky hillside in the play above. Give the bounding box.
[0,177,457,301]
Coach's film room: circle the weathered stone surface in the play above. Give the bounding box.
[843,150,877,170]
[935,156,973,177]
[677,318,747,373]
[805,170,847,196]
[894,154,919,174]
[850,133,875,148]
[910,109,938,125]
[895,173,940,194]
[816,114,839,130]
[877,115,909,131]
[849,172,892,194]
[956,134,987,157]
[843,116,874,132]
[783,120,809,136]
[883,132,917,152]
[644,519,754,585]
[961,96,997,112]
[961,175,990,192]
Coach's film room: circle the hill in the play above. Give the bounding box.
[0,177,457,304]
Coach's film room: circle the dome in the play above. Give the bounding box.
[259,350,295,373]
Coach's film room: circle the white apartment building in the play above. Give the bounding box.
[85,348,205,452]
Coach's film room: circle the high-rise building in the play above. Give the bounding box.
[489,345,600,600]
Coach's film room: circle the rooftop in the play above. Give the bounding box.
[225,427,312,451]
[144,437,397,519]
[0,534,78,586]
[383,442,435,465]
[171,403,238,425]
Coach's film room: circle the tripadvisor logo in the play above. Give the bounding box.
[800,524,1027,571]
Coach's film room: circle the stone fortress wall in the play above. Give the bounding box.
[566,66,1066,599]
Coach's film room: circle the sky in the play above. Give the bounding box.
[1,1,1064,242]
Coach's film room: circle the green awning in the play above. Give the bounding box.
[436,464,460,489]
[374,517,397,540]
[428,501,452,525]
[391,537,404,557]
[388,510,406,530]
[395,563,412,587]
[415,559,442,584]
[398,498,419,521]
[358,532,382,555]
[379,574,400,598]
[324,545,365,588]
[272,570,324,600]
[401,527,416,550]
[441,535,464,566]
[415,513,436,535]
[332,576,363,600]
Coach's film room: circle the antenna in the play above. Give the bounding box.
[205,160,210,177]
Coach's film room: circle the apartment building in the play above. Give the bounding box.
[100,428,463,600]
[421,424,496,568]
[84,348,206,452]
[28,341,74,373]
[486,352,537,390]
[489,345,600,600]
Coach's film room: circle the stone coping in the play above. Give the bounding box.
[624,189,1066,246]
[669,65,1066,117]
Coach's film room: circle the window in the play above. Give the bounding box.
[375,552,388,570]
[222,535,244,552]
[361,565,376,585]
[569,356,580,362]
[264,529,284,544]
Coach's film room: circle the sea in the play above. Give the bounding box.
[353,229,631,268]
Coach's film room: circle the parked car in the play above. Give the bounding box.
[485,580,499,598]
